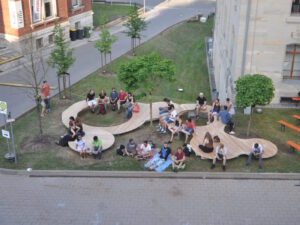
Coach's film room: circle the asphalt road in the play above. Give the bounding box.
[0,0,215,126]
[0,173,299,225]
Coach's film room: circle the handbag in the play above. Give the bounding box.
[133,103,139,113]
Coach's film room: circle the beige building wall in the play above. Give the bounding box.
[213,0,300,105]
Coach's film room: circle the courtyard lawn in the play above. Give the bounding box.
[0,18,299,172]
[92,3,133,27]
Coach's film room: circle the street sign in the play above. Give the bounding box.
[1,129,10,139]
[0,101,7,115]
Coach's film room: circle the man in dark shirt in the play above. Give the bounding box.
[109,87,118,110]
[195,92,207,117]
[86,89,96,113]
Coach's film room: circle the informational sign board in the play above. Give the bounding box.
[8,0,24,29]
[32,0,42,23]
[0,101,7,115]
[1,129,10,139]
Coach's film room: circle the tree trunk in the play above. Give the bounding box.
[100,51,104,72]
[109,51,112,73]
[104,52,107,72]
[57,76,61,99]
[131,38,135,56]
[62,75,66,99]
[35,98,43,138]
[149,92,153,127]
[246,106,253,137]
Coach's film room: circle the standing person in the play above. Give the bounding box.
[86,89,97,113]
[226,98,235,116]
[171,147,186,172]
[199,132,214,153]
[91,136,102,159]
[246,143,263,169]
[211,143,227,171]
[217,106,235,135]
[195,92,207,117]
[207,98,221,124]
[109,87,118,111]
[75,135,87,159]
[41,80,50,113]
[181,118,196,144]
[117,89,127,113]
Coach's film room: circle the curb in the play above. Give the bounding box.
[1,168,300,180]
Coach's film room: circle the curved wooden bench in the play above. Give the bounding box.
[190,119,278,160]
[61,100,115,151]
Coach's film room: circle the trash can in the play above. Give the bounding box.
[84,26,91,38]
[70,28,77,41]
[77,28,84,40]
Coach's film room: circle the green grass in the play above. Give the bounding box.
[92,3,133,27]
[1,18,299,172]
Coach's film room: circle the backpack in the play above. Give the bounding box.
[183,144,193,157]
[99,104,106,115]
[116,144,125,156]
[59,136,69,147]
[133,103,139,113]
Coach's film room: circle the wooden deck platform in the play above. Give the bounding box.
[190,119,278,160]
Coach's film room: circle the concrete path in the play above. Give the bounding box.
[0,0,216,126]
[0,172,299,225]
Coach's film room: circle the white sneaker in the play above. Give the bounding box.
[229,131,235,135]
[206,121,210,125]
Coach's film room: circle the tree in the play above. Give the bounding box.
[48,22,75,99]
[235,74,275,137]
[123,4,147,55]
[22,35,49,138]
[118,52,176,126]
[94,27,117,73]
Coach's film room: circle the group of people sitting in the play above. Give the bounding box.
[86,88,135,117]
[119,140,186,172]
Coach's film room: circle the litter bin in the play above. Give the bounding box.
[84,26,91,38]
[70,28,77,41]
[77,28,84,40]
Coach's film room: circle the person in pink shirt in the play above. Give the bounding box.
[181,118,195,144]
[117,89,127,112]
[41,80,50,113]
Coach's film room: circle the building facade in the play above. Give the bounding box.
[213,0,300,105]
[0,0,93,51]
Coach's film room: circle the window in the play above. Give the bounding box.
[72,0,82,7]
[48,34,54,44]
[292,0,300,14]
[44,1,51,18]
[283,44,300,79]
[36,38,43,49]
[31,0,57,23]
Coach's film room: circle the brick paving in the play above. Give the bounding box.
[0,174,299,225]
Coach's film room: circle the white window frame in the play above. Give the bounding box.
[30,0,57,24]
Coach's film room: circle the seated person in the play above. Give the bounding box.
[109,87,118,110]
[90,136,102,159]
[217,106,235,135]
[207,98,221,124]
[146,142,171,169]
[159,98,173,117]
[56,120,77,146]
[75,135,87,159]
[195,92,207,117]
[171,147,186,172]
[226,98,235,115]
[246,143,263,169]
[86,89,97,113]
[181,118,196,144]
[98,89,109,109]
[211,143,227,171]
[159,105,177,134]
[117,89,127,113]
[136,140,152,159]
[167,116,182,143]
[75,117,85,137]
[199,132,214,153]
[124,138,138,157]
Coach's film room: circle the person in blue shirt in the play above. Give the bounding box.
[159,142,171,160]
[109,87,118,110]
[217,105,235,134]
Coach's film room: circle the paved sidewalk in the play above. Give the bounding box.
[0,173,299,225]
[0,0,215,126]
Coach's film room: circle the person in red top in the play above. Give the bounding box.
[117,89,127,112]
[171,147,186,172]
[41,80,50,113]
[181,118,196,144]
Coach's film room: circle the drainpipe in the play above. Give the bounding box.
[241,0,251,77]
